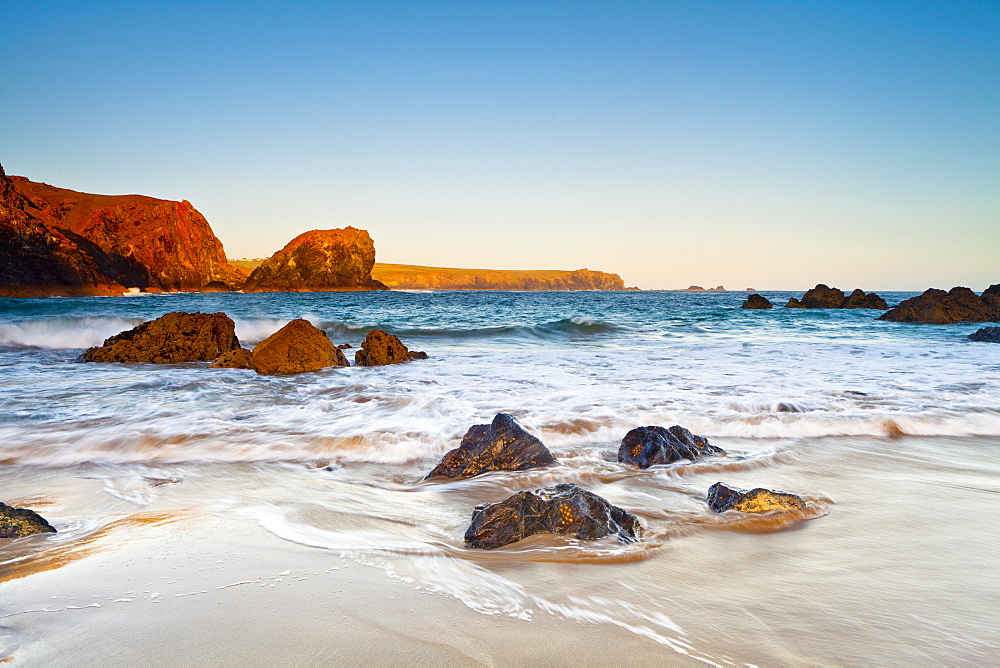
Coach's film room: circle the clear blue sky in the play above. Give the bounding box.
[2,0,997,290]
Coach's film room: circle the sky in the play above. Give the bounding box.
[1,1,997,290]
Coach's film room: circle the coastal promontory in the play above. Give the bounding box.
[243,228,388,292]
[371,264,627,290]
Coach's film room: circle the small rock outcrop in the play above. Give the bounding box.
[354,329,426,366]
[250,319,349,374]
[243,228,387,292]
[464,483,641,549]
[83,312,240,363]
[209,347,254,368]
[879,285,1000,324]
[426,413,557,479]
[785,284,887,309]
[199,281,238,293]
[618,425,724,469]
[969,327,1000,343]
[707,482,805,513]
[1,502,57,538]
[742,293,773,309]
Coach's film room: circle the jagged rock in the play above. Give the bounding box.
[1,502,57,538]
[426,413,557,479]
[843,288,888,309]
[355,329,426,366]
[250,319,348,374]
[83,312,240,363]
[742,293,773,309]
[786,284,887,309]
[969,327,1000,343]
[209,347,253,368]
[243,228,387,292]
[464,483,641,549]
[707,483,805,513]
[618,425,725,468]
[9,174,244,292]
[879,285,1000,324]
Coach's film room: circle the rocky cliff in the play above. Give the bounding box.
[371,264,627,290]
[243,228,387,292]
[10,176,244,292]
[1,164,124,297]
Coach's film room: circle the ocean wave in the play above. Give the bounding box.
[393,318,622,340]
[0,317,148,350]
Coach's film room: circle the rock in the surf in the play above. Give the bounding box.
[742,293,773,309]
[969,327,1000,343]
[82,311,240,363]
[355,329,426,366]
[785,297,806,308]
[250,319,348,374]
[209,347,254,369]
[464,483,641,549]
[426,413,557,479]
[198,280,238,293]
[706,482,805,513]
[843,288,888,309]
[785,284,887,310]
[879,285,1000,324]
[618,425,724,468]
[0,502,57,538]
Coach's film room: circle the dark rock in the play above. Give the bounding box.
[707,482,805,513]
[408,350,429,360]
[83,312,240,363]
[618,425,724,469]
[426,413,557,479]
[741,293,773,309]
[1,502,57,538]
[843,288,888,309]
[209,347,253,368]
[969,327,1000,343]
[785,297,805,308]
[464,483,641,549]
[243,227,387,292]
[785,284,887,310]
[199,280,237,293]
[336,343,353,349]
[355,329,424,366]
[879,285,1000,324]
[250,319,348,374]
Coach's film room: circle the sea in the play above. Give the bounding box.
[2,290,999,665]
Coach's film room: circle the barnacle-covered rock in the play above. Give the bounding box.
[707,482,805,513]
[426,413,556,479]
[618,425,724,469]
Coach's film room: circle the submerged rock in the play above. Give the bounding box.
[706,482,805,513]
[209,347,253,369]
[618,425,724,468]
[355,329,427,366]
[1,502,57,538]
[879,285,1000,324]
[250,319,348,374]
[82,311,240,363]
[426,413,557,479]
[969,327,1000,343]
[464,483,641,549]
[742,293,773,309]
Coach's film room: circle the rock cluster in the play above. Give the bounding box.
[355,329,427,366]
[879,285,1000,324]
[706,483,805,513]
[464,483,641,549]
[249,319,349,374]
[1,502,57,538]
[785,284,887,309]
[742,293,772,309]
[83,312,240,363]
[426,413,557,479]
[618,425,724,468]
[969,327,1000,343]
[243,228,387,292]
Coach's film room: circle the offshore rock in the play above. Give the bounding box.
[83,312,240,363]
[742,293,773,309]
[426,413,557,479]
[1,163,124,297]
[250,319,348,374]
[355,329,426,366]
[1,502,57,538]
[243,228,388,292]
[707,482,805,513]
[618,425,725,469]
[464,483,641,549]
[199,280,238,293]
[787,284,887,310]
[209,347,254,368]
[10,175,244,292]
[879,285,1000,324]
[969,327,1000,343]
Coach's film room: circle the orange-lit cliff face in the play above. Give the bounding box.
[9,176,245,292]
